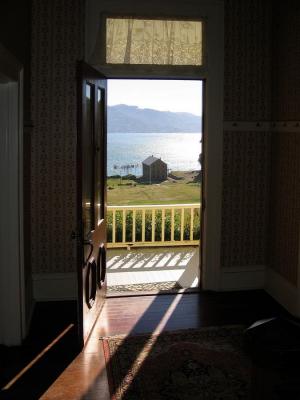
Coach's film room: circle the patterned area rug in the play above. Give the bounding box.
[102,326,251,400]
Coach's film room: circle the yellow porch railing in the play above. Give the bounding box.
[107,203,201,248]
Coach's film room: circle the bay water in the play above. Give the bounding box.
[107,132,202,177]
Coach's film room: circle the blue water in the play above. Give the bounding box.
[107,132,202,177]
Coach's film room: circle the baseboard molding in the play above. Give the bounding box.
[220,265,265,291]
[265,268,300,317]
[32,272,77,301]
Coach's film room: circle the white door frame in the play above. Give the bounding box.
[0,43,25,345]
[85,1,224,291]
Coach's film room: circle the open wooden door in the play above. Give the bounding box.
[76,61,107,348]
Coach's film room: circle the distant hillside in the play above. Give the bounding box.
[108,104,202,133]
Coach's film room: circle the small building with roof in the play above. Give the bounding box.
[142,156,168,183]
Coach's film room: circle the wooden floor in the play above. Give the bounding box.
[1,291,287,399]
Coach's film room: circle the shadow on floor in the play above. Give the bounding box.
[0,301,79,400]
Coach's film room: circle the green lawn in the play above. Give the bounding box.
[107,171,201,205]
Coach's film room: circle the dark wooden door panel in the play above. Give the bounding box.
[82,220,106,342]
[77,61,107,347]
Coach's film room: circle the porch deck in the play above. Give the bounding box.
[107,246,200,291]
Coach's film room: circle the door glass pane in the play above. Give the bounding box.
[83,83,94,238]
[95,87,103,225]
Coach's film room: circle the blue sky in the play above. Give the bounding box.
[108,79,203,116]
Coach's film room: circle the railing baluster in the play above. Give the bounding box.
[132,210,136,242]
[112,210,116,243]
[171,208,174,241]
[181,208,184,241]
[190,207,194,241]
[152,209,155,243]
[106,204,200,248]
[162,209,165,242]
[142,209,146,242]
[122,209,126,243]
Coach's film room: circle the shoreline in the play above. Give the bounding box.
[107,169,201,180]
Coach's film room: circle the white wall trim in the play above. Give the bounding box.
[0,43,26,346]
[0,79,24,345]
[265,267,300,317]
[18,69,26,340]
[32,273,77,301]
[200,2,224,290]
[220,265,266,291]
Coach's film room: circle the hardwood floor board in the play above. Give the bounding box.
[84,337,104,353]
[40,353,108,400]
[1,291,288,399]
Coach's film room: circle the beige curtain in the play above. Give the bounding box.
[106,18,203,65]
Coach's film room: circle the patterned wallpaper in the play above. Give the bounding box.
[272,0,300,121]
[31,0,84,273]
[269,0,300,285]
[30,0,297,280]
[269,132,300,285]
[221,131,271,268]
[221,0,272,268]
[29,0,273,274]
[224,0,271,121]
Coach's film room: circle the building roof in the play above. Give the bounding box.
[142,156,161,166]
[143,156,165,165]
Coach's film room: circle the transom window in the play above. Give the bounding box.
[105,17,203,66]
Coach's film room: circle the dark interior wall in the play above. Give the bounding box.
[28,0,300,290]
[269,0,300,285]
[30,0,85,274]
[223,0,271,122]
[221,0,272,268]
[0,0,31,121]
[29,0,275,275]
[0,1,30,62]
[272,0,300,121]
[31,0,210,275]
[0,1,33,324]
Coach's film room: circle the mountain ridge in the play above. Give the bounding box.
[108,104,202,133]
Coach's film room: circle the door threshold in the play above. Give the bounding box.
[106,287,200,299]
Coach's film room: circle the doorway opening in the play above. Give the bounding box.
[106,79,203,295]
